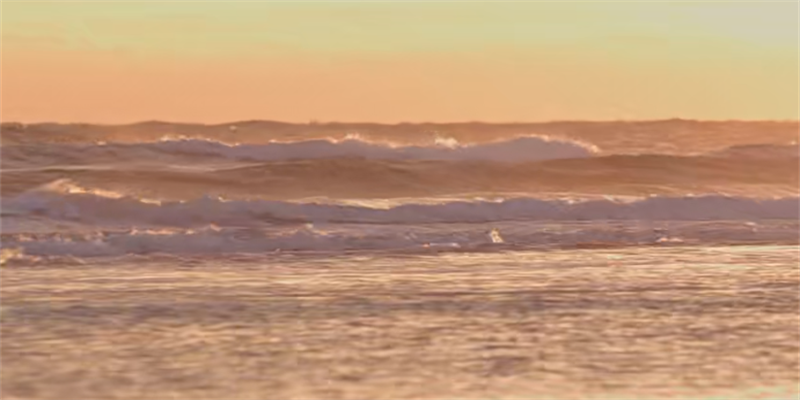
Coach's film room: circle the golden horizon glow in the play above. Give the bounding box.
[2,2,798,123]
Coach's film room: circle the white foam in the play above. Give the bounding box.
[3,220,795,259]
[0,248,26,265]
[5,182,798,228]
[3,135,597,164]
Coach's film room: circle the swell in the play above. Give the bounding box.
[0,136,597,169]
[3,182,797,229]
[3,154,797,199]
[4,138,798,171]
[709,143,800,159]
[3,120,797,156]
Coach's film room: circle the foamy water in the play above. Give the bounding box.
[1,120,798,399]
[3,247,798,400]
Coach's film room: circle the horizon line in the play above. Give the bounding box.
[3,118,799,127]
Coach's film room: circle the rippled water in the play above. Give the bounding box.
[3,246,798,400]
[3,120,798,399]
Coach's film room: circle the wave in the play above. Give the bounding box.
[3,120,797,156]
[708,144,799,159]
[4,120,796,261]
[4,138,796,172]
[1,135,597,168]
[3,151,796,200]
[3,181,797,228]
[2,220,796,260]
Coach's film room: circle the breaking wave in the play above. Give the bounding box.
[3,121,797,262]
[3,120,797,155]
[1,135,597,167]
[2,219,796,259]
[3,139,796,200]
[4,181,797,228]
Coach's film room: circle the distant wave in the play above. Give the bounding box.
[3,150,796,200]
[151,135,598,161]
[4,181,797,228]
[1,135,597,167]
[708,144,799,159]
[3,120,797,155]
[5,138,798,171]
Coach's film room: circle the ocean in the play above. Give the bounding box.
[1,120,798,400]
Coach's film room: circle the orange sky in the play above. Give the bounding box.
[2,2,798,123]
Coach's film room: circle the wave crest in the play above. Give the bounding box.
[2,135,597,166]
[5,182,797,227]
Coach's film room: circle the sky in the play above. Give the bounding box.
[2,1,798,123]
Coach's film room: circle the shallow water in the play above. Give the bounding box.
[3,246,798,400]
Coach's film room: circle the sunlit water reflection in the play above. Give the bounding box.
[2,246,798,400]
